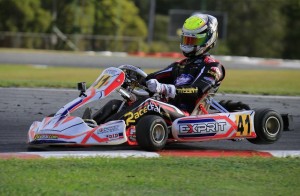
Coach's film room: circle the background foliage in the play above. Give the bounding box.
[0,0,299,59]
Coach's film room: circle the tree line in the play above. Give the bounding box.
[0,0,299,59]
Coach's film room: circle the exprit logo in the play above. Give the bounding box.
[178,119,227,134]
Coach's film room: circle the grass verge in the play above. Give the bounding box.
[0,64,300,96]
[0,157,299,195]
[221,69,300,95]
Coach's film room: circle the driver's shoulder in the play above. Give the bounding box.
[173,57,188,65]
[203,55,220,64]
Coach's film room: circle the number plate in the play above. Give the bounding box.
[235,114,252,137]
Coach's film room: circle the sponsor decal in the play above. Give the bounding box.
[104,69,119,75]
[179,122,226,133]
[176,114,253,139]
[106,133,122,140]
[94,74,111,89]
[34,134,58,140]
[124,101,161,126]
[177,118,228,137]
[96,124,124,140]
[97,125,120,134]
[211,67,221,77]
[175,74,194,86]
[148,101,161,113]
[177,87,198,94]
[208,67,221,80]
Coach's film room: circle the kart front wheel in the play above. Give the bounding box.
[136,115,168,151]
[247,108,283,144]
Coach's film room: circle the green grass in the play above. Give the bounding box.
[0,64,300,95]
[0,64,104,88]
[221,69,300,95]
[0,64,157,89]
[0,157,299,195]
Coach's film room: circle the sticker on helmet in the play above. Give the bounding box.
[184,16,206,30]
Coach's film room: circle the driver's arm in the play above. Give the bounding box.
[146,64,175,84]
[145,64,177,98]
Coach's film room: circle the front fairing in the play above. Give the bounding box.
[55,67,125,118]
[28,117,127,145]
[28,67,127,145]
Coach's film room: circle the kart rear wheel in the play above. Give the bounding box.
[247,108,283,144]
[136,115,168,151]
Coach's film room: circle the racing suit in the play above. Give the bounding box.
[146,54,225,113]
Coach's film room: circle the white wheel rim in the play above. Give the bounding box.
[151,124,166,144]
[264,116,280,137]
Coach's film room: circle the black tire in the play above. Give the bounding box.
[136,115,168,151]
[247,108,283,144]
[218,100,250,111]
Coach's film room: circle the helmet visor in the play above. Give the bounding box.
[180,33,207,46]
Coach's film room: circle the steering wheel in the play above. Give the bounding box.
[118,64,149,97]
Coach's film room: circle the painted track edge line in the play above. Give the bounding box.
[158,150,300,158]
[0,150,160,159]
[1,150,300,159]
[263,150,300,158]
[158,150,272,157]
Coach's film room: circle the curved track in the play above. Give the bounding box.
[0,88,299,152]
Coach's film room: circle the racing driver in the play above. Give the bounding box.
[92,14,225,124]
[146,13,225,113]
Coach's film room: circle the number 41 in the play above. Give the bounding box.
[236,114,251,136]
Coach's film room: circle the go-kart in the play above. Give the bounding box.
[28,65,289,151]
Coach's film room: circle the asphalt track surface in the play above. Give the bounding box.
[1,50,300,69]
[0,88,299,153]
